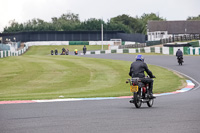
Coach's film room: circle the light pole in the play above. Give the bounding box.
[101,24,103,50]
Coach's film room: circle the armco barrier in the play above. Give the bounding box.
[123,49,129,53]
[199,48,200,55]
[0,51,2,58]
[129,49,136,53]
[155,47,160,53]
[187,47,200,55]
[84,47,200,55]
[0,45,29,58]
[116,49,123,53]
[1,44,199,58]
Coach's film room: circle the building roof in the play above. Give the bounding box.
[147,20,200,34]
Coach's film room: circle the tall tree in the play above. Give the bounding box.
[110,14,140,33]
[2,12,165,34]
[51,12,80,31]
[140,13,165,34]
[77,18,103,30]
[3,20,21,32]
[187,15,200,20]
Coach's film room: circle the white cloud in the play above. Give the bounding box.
[0,0,200,32]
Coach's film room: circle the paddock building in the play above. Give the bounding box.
[147,20,200,41]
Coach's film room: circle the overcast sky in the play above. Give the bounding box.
[0,0,200,32]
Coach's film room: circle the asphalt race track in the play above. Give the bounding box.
[0,54,200,133]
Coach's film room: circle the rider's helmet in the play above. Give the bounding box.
[136,54,144,61]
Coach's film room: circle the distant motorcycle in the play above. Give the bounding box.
[126,77,156,108]
[55,49,58,55]
[74,51,78,55]
[177,56,183,65]
[51,50,54,55]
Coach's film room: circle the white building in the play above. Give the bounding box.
[147,20,200,41]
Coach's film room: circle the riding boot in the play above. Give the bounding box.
[149,82,155,99]
[129,97,134,103]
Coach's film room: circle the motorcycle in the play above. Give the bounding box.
[177,56,183,65]
[51,50,54,55]
[126,77,155,108]
[74,51,78,55]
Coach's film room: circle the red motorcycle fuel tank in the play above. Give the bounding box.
[142,87,146,93]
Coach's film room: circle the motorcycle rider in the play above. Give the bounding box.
[55,48,58,55]
[83,45,87,55]
[62,47,66,55]
[129,54,155,98]
[74,49,78,55]
[51,50,54,55]
[176,49,183,62]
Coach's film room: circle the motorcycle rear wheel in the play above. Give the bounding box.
[134,92,142,108]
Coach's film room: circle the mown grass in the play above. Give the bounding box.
[0,45,186,100]
[26,45,108,55]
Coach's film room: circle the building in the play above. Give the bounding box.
[147,20,200,41]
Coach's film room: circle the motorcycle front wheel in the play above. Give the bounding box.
[134,92,142,108]
[147,99,154,107]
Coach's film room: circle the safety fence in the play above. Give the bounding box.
[84,47,200,55]
[0,45,29,58]
[1,43,199,58]
[147,40,200,47]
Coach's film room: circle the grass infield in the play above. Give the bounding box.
[0,45,186,101]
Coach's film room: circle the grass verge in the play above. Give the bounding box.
[0,45,186,100]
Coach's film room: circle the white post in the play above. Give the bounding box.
[101,24,103,50]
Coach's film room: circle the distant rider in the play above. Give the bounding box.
[51,50,54,55]
[66,48,69,55]
[62,47,66,55]
[129,54,155,98]
[55,49,58,55]
[83,45,87,55]
[176,49,183,62]
[74,49,78,55]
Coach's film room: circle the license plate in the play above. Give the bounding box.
[130,85,138,92]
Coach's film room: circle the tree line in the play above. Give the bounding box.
[3,12,200,34]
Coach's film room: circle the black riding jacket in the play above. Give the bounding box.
[129,60,153,78]
[83,46,87,52]
[176,50,183,57]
